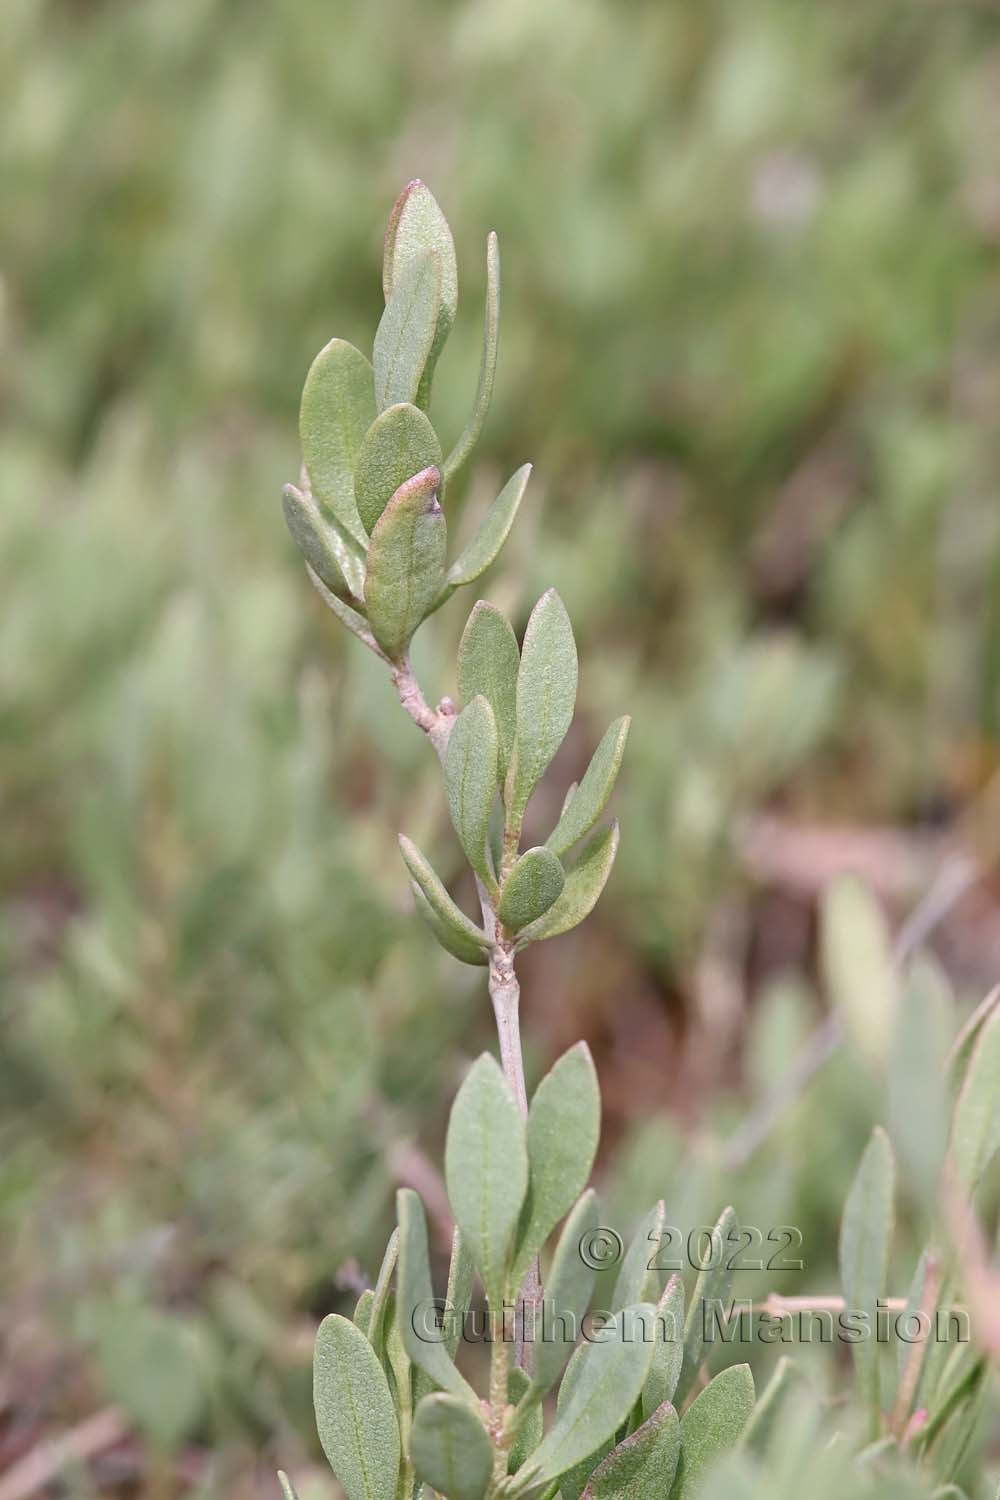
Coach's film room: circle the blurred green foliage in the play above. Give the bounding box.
[3,0,1000,1493]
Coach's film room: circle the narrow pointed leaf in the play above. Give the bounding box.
[838,1127,895,1435]
[499,847,565,932]
[299,338,374,549]
[947,986,1000,1101]
[511,1042,601,1288]
[383,1293,413,1444]
[313,1314,400,1500]
[642,1276,685,1419]
[547,718,631,858]
[517,1305,658,1489]
[382,180,458,405]
[355,403,442,537]
[396,1189,477,1403]
[444,232,500,486]
[440,464,531,600]
[517,823,620,947]
[950,1000,1000,1191]
[445,1054,528,1305]
[373,251,441,412]
[458,601,520,777]
[411,883,489,966]
[283,484,358,603]
[399,837,490,958]
[612,1202,669,1312]
[308,566,386,659]
[410,1394,491,1500]
[367,1229,399,1354]
[671,1364,755,1499]
[444,1228,475,1361]
[675,1205,739,1406]
[581,1401,680,1500]
[820,875,898,1069]
[526,1190,599,1399]
[890,960,950,1206]
[508,1367,544,1473]
[445,696,500,892]
[353,1289,374,1336]
[507,590,578,821]
[365,467,446,661]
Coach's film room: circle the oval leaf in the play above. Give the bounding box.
[445,696,500,892]
[399,836,490,957]
[612,1202,669,1313]
[373,251,441,413]
[547,717,630,859]
[313,1314,400,1500]
[355,403,442,538]
[383,180,458,404]
[411,882,489,967]
[950,999,1000,1191]
[838,1126,895,1435]
[528,1189,600,1400]
[445,1054,528,1305]
[365,467,446,661]
[517,822,620,948]
[396,1190,477,1403]
[506,590,578,821]
[410,1394,491,1500]
[444,231,501,486]
[820,875,898,1069]
[442,464,532,598]
[458,601,520,778]
[675,1205,739,1406]
[672,1364,755,1499]
[299,338,375,549]
[282,484,356,602]
[581,1400,680,1500]
[499,846,565,932]
[641,1275,685,1419]
[512,1042,601,1288]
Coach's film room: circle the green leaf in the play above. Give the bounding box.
[410,882,489,967]
[367,1229,399,1355]
[282,483,359,603]
[444,231,501,486]
[515,1305,658,1490]
[641,1276,685,1419]
[508,1367,544,1473]
[547,718,631,859]
[277,1471,300,1500]
[581,1401,680,1500]
[383,1293,413,1445]
[299,338,375,549]
[313,1314,400,1500]
[947,986,1000,1101]
[742,1357,803,1454]
[410,1394,492,1500]
[517,822,620,948]
[458,601,520,778]
[506,589,578,821]
[354,1289,374,1336]
[444,1228,475,1361]
[373,251,441,413]
[439,465,532,602]
[950,999,1000,1191]
[527,1190,600,1399]
[612,1202,668,1311]
[398,836,490,961]
[511,1042,601,1289]
[396,1189,477,1403]
[838,1126,895,1436]
[354,403,442,539]
[382,180,458,406]
[365,467,446,661]
[499,847,565,932]
[889,960,950,1207]
[445,1054,528,1305]
[820,875,898,1069]
[671,1364,755,1499]
[675,1205,739,1406]
[445,696,501,892]
[307,566,386,659]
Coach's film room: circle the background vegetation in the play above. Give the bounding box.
[3,0,1000,1495]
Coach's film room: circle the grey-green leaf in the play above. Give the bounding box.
[410,1393,492,1500]
[612,1202,668,1312]
[506,589,578,821]
[353,1289,374,1337]
[445,696,501,892]
[282,484,359,603]
[308,566,385,659]
[396,1189,477,1403]
[367,1229,399,1354]
[581,1401,680,1500]
[373,251,441,413]
[313,1314,400,1500]
[947,986,1000,1101]
[458,601,520,778]
[299,338,375,549]
[444,1228,475,1361]
[517,823,620,948]
[382,180,458,405]
[399,837,490,959]
[742,1357,803,1453]
[443,231,500,487]
[675,1205,739,1406]
[355,403,442,538]
[411,881,489,967]
[547,718,631,859]
[365,467,446,661]
[671,1364,755,1499]
[528,1190,600,1399]
[508,1367,544,1473]
[889,959,950,1207]
[445,1054,528,1305]
[642,1276,685,1419]
[441,464,532,600]
[511,1042,601,1289]
[499,847,565,932]
[517,1305,658,1489]
[950,999,1000,1191]
[838,1126,895,1436]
